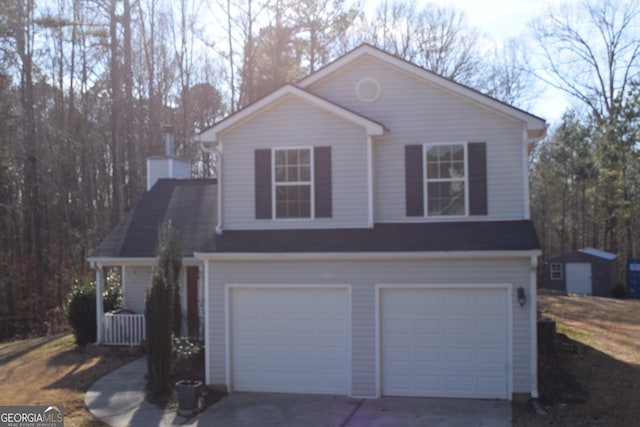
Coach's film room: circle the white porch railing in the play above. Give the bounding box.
[103,313,145,346]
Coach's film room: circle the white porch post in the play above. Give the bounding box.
[95,262,104,344]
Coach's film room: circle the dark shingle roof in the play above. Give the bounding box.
[91,179,217,258]
[207,220,539,253]
[92,180,537,258]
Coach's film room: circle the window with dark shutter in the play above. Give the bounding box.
[468,142,487,216]
[405,145,424,216]
[314,146,332,218]
[255,149,272,219]
[406,142,487,217]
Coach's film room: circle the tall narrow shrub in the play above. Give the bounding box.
[146,221,182,396]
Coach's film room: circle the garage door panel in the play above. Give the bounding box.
[381,287,509,399]
[230,287,349,395]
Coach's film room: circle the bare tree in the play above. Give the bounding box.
[353,0,534,107]
[531,0,640,123]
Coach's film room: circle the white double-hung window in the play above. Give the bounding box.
[424,143,467,216]
[273,148,313,219]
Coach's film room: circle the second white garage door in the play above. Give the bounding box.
[229,286,350,394]
[380,287,509,399]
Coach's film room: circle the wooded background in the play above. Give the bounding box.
[0,0,638,338]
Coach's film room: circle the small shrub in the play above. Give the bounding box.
[66,273,123,347]
[611,283,627,299]
[103,268,123,311]
[66,280,97,346]
[172,336,204,381]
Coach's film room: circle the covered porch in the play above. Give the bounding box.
[90,259,204,346]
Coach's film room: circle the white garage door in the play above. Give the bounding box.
[229,286,349,394]
[381,287,509,399]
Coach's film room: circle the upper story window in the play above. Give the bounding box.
[274,148,313,219]
[405,142,486,218]
[425,144,466,216]
[255,146,332,220]
[550,263,563,280]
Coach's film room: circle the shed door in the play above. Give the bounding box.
[380,287,509,399]
[229,287,349,394]
[566,263,592,295]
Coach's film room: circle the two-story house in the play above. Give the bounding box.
[89,44,546,400]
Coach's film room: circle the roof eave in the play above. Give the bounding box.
[195,249,542,262]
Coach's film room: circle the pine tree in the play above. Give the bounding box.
[145,221,182,396]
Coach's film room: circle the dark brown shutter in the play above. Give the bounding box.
[405,145,424,216]
[314,146,332,218]
[255,149,272,219]
[468,142,487,215]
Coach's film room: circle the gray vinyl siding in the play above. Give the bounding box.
[122,266,152,314]
[220,97,370,230]
[307,57,526,221]
[206,257,532,397]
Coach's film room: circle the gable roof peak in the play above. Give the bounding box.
[198,83,386,143]
[298,44,546,137]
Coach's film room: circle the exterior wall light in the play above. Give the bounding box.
[517,287,526,307]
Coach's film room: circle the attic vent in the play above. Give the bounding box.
[355,77,381,103]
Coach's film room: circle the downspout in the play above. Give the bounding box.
[91,261,104,345]
[530,255,539,398]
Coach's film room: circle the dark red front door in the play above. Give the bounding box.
[187,266,199,337]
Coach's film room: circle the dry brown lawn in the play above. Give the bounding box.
[514,293,640,426]
[0,333,139,427]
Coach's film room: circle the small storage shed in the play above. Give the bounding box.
[548,248,618,297]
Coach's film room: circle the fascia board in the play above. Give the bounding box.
[194,250,542,262]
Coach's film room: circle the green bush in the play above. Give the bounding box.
[66,280,97,346]
[66,271,123,346]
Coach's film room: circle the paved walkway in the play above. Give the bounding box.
[85,357,189,426]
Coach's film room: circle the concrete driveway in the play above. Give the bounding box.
[185,392,511,427]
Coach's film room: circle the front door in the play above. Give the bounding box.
[187,267,199,337]
[566,263,592,295]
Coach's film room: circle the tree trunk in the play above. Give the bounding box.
[110,0,123,224]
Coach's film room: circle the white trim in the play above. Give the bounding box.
[195,250,541,262]
[121,265,127,309]
[93,262,104,345]
[298,45,546,133]
[355,77,381,103]
[204,259,211,384]
[224,284,231,392]
[86,257,202,266]
[422,143,469,218]
[146,158,151,191]
[522,127,531,219]
[367,136,374,227]
[224,284,352,395]
[198,85,386,143]
[271,146,315,220]
[530,256,539,398]
[216,146,224,234]
[550,263,563,280]
[374,283,513,400]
